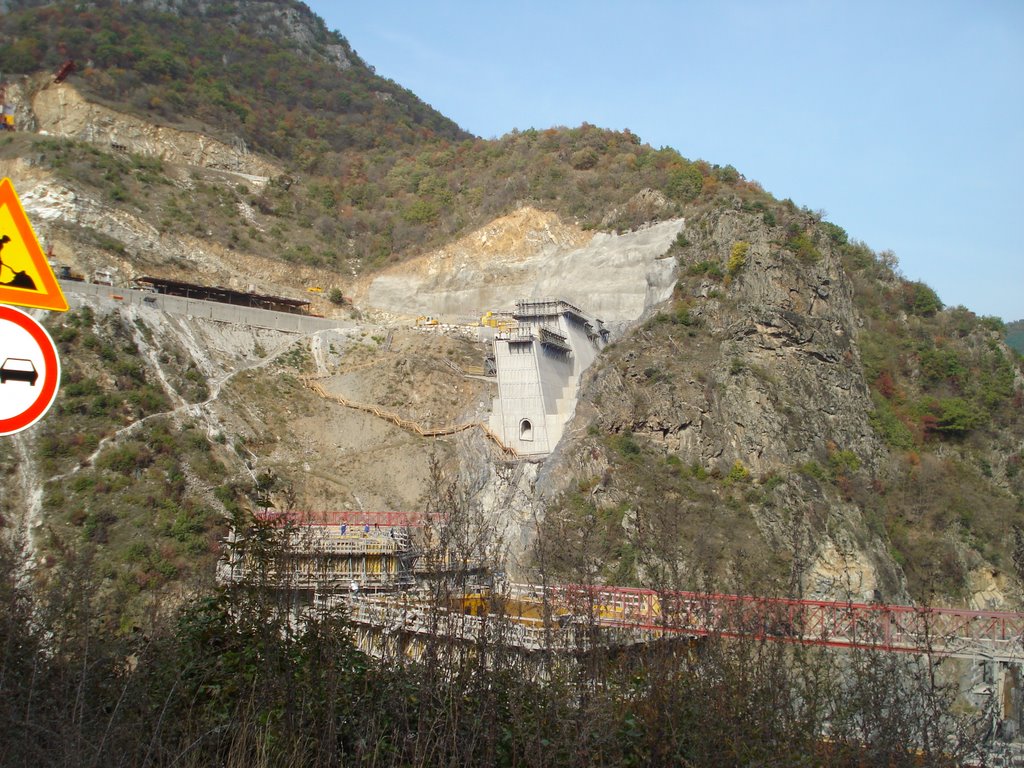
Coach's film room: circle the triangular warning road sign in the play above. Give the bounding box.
[0,177,68,312]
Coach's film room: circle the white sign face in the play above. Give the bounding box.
[0,304,61,436]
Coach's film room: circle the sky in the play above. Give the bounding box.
[306,1,1023,322]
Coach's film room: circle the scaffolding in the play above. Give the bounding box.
[512,297,584,321]
[219,518,418,593]
[219,509,1024,663]
[219,509,489,596]
[538,326,571,353]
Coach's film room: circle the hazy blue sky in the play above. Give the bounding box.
[307,1,1022,321]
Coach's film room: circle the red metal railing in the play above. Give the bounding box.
[238,511,1024,660]
[539,584,1024,660]
[254,510,446,527]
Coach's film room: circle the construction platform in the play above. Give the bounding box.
[218,511,1024,663]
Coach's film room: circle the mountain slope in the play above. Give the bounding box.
[538,207,1024,605]
[0,1,1020,627]
[0,0,469,159]
[1008,320,1024,354]
[3,1,771,274]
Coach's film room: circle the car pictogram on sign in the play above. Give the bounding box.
[0,304,60,436]
[1,357,38,385]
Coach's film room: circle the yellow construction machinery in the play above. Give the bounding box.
[480,310,516,332]
[0,84,15,131]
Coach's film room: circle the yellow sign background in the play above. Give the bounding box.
[0,177,68,311]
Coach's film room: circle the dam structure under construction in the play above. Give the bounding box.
[488,298,609,456]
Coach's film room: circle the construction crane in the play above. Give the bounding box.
[54,59,75,84]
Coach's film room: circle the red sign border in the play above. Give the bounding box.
[0,304,61,435]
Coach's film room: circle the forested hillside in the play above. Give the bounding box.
[1007,320,1024,354]
[1,0,762,272]
[0,0,468,155]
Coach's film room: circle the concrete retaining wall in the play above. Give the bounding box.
[60,280,348,334]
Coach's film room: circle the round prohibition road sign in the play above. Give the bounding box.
[0,304,61,436]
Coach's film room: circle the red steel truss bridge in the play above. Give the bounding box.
[254,510,446,528]
[534,584,1024,662]
[240,510,1024,661]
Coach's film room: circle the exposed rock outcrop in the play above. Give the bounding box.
[582,208,877,475]
[33,83,281,182]
[600,187,674,228]
[536,208,906,601]
[127,1,352,70]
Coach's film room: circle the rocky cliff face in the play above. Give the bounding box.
[534,206,1023,608]
[129,0,352,69]
[588,207,878,474]
[33,83,282,180]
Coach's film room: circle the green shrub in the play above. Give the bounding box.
[798,461,829,481]
[725,460,750,483]
[820,221,848,245]
[727,241,749,277]
[906,282,943,317]
[612,431,642,459]
[402,199,438,224]
[918,346,966,387]
[674,302,698,326]
[980,315,1005,334]
[786,231,821,264]
[666,164,703,201]
[869,395,915,449]
[97,444,153,474]
[1008,454,1022,478]
[932,397,984,436]
[829,449,861,476]
[569,147,599,170]
[687,260,724,279]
